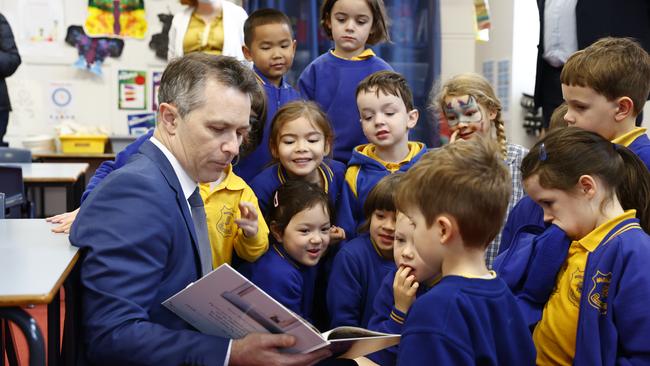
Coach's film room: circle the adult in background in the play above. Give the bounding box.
[534,0,650,130]
[70,53,330,365]
[168,0,247,60]
[0,13,21,147]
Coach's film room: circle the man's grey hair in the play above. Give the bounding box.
[158,53,259,118]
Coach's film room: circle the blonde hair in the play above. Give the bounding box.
[549,102,568,131]
[396,136,511,248]
[433,73,507,157]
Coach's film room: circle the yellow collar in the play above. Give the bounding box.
[199,164,245,194]
[363,142,423,172]
[330,48,375,61]
[612,127,647,147]
[277,164,331,193]
[578,210,636,252]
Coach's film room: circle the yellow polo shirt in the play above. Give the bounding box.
[200,165,269,267]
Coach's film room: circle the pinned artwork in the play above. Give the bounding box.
[149,13,174,60]
[474,0,491,42]
[84,0,147,39]
[151,71,163,111]
[118,70,147,110]
[65,26,124,76]
[127,112,156,135]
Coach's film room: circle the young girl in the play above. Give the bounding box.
[363,211,439,366]
[326,173,401,329]
[249,100,346,240]
[520,127,650,365]
[298,0,393,163]
[240,180,332,321]
[435,72,528,267]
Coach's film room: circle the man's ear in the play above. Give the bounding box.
[158,103,179,135]
[406,108,419,129]
[436,215,454,245]
[614,97,634,122]
[577,174,597,199]
[242,45,253,62]
[270,223,283,243]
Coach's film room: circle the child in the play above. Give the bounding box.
[435,72,528,267]
[339,70,426,237]
[394,137,536,364]
[47,90,269,268]
[240,180,331,321]
[363,211,439,366]
[518,127,650,365]
[326,173,401,329]
[234,8,302,182]
[249,100,346,240]
[298,0,393,163]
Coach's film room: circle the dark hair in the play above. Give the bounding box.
[269,180,331,235]
[521,127,650,232]
[359,173,403,232]
[356,71,415,111]
[396,136,511,248]
[239,82,267,157]
[320,0,390,45]
[158,53,259,118]
[243,8,294,48]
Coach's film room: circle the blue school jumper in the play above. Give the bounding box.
[366,269,433,366]
[233,67,301,182]
[81,129,153,202]
[326,233,396,329]
[397,276,536,365]
[498,214,650,365]
[249,160,346,220]
[298,51,393,163]
[337,143,427,238]
[239,243,317,321]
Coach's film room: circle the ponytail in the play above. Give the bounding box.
[615,146,650,232]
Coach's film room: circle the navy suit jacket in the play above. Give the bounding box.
[70,140,230,366]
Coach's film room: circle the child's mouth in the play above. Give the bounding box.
[306,248,321,258]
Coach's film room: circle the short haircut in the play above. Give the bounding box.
[356,70,415,111]
[243,8,293,48]
[268,100,334,160]
[239,82,267,157]
[549,102,568,131]
[396,137,511,248]
[320,0,390,45]
[158,53,258,119]
[269,180,331,235]
[358,172,403,232]
[561,37,650,116]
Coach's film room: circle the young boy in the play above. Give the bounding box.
[326,173,401,329]
[234,8,301,182]
[394,138,536,364]
[337,71,426,238]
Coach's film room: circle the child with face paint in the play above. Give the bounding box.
[298,0,393,164]
[434,73,528,268]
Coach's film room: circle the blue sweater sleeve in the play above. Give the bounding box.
[298,62,316,100]
[398,331,473,365]
[366,271,404,366]
[499,196,544,254]
[327,245,363,328]
[252,261,305,319]
[334,181,359,240]
[81,130,153,203]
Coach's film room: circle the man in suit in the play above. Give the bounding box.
[70,53,330,366]
[534,0,650,129]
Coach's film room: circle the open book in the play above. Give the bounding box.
[162,263,399,358]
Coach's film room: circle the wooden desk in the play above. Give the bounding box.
[0,163,89,214]
[0,219,80,366]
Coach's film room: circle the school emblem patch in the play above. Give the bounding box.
[216,205,234,237]
[567,268,584,308]
[588,271,612,315]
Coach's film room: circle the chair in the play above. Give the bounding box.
[0,147,32,163]
[0,166,29,218]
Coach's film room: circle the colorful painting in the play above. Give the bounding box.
[119,70,147,110]
[84,0,147,39]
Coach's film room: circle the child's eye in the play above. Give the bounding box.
[362,115,374,121]
[308,138,322,143]
[282,139,295,145]
[299,228,310,234]
[445,114,457,121]
[335,16,346,23]
[465,110,478,116]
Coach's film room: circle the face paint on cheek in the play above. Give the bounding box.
[444,95,483,126]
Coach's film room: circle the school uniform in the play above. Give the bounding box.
[398,275,536,365]
[366,269,434,366]
[233,67,301,182]
[326,233,396,329]
[337,142,426,238]
[249,160,346,220]
[612,126,650,168]
[532,211,650,365]
[239,243,318,321]
[298,50,393,163]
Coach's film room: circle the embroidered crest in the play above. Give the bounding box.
[216,205,234,237]
[588,270,612,315]
[567,268,584,308]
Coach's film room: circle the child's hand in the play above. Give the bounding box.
[329,225,346,244]
[46,208,80,234]
[235,202,258,238]
[449,129,460,143]
[393,266,419,314]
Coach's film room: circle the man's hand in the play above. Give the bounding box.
[393,266,419,314]
[46,208,80,234]
[235,202,258,238]
[229,333,331,366]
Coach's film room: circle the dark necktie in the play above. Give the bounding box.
[188,187,212,276]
